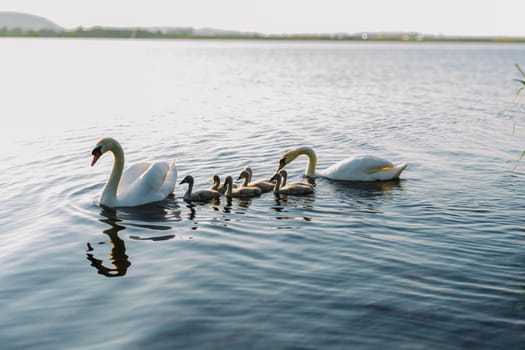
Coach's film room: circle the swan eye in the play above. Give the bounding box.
[277,158,287,171]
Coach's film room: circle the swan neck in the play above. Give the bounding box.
[299,147,317,177]
[101,144,124,203]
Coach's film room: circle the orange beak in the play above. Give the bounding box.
[91,147,102,166]
[276,158,286,172]
[91,153,101,166]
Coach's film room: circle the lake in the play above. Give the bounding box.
[0,38,524,349]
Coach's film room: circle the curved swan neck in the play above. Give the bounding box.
[101,141,124,204]
[211,175,220,190]
[224,176,233,197]
[240,172,250,187]
[272,174,282,194]
[244,167,253,183]
[294,147,317,177]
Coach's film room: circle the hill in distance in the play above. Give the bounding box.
[0,11,523,43]
[0,11,63,31]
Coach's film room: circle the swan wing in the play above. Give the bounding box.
[159,160,178,195]
[320,155,407,181]
[119,161,176,205]
[118,162,151,196]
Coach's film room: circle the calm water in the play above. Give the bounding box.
[0,38,524,349]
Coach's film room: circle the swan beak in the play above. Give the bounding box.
[91,147,102,166]
[276,158,286,171]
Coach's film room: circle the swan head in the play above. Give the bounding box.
[276,147,317,177]
[91,137,120,166]
[277,150,299,171]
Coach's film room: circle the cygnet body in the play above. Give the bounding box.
[242,167,275,193]
[223,175,262,198]
[270,173,314,196]
[279,169,314,189]
[180,175,221,202]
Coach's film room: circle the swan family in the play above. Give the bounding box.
[91,138,408,208]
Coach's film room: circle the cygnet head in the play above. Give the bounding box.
[270,172,282,183]
[237,170,250,184]
[179,175,194,186]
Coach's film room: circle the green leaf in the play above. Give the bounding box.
[513,149,525,171]
[516,64,525,78]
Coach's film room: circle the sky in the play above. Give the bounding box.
[1,0,524,37]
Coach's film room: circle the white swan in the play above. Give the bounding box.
[91,137,178,207]
[180,175,221,202]
[270,173,314,195]
[277,146,407,181]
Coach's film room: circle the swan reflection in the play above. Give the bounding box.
[86,208,130,277]
[86,202,179,277]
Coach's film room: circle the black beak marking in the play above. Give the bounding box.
[91,146,102,156]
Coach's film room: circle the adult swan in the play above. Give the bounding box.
[91,137,178,207]
[276,146,407,181]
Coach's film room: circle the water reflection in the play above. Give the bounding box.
[271,195,315,224]
[323,178,405,198]
[86,202,180,277]
[86,208,131,277]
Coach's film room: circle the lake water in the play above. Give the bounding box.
[0,38,524,349]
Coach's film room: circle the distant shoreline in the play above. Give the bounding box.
[1,28,524,43]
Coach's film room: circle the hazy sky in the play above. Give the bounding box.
[1,0,524,36]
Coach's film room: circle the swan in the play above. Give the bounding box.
[91,137,177,207]
[270,173,314,196]
[278,169,314,189]
[276,146,407,181]
[210,174,237,194]
[180,175,221,202]
[238,168,274,193]
[223,176,262,198]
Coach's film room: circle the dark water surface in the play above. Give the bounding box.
[1,39,524,349]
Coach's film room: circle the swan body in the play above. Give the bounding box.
[91,137,177,207]
[270,173,314,196]
[223,176,262,198]
[180,175,221,202]
[242,167,275,193]
[210,174,237,194]
[279,169,314,189]
[277,146,407,181]
[238,169,273,194]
